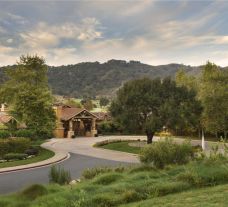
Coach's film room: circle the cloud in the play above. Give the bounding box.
[0,26,6,33]
[120,0,154,16]
[6,38,13,43]
[19,17,103,50]
[0,1,228,67]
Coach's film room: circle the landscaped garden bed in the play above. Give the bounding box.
[94,139,144,154]
[0,136,55,169]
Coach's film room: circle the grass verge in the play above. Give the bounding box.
[99,141,141,154]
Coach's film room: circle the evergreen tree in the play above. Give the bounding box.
[0,55,56,138]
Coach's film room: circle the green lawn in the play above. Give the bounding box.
[0,147,55,168]
[99,141,142,154]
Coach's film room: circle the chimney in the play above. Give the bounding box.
[1,104,5,112]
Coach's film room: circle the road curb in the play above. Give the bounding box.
[0,153,70,175]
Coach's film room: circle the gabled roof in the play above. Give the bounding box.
[61,107,99,121]
[0,112,14,124]
[92,112,111,121]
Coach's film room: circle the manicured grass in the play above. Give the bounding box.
[100,141,142,154]
[0,147,55,168]
[1,160,228,207]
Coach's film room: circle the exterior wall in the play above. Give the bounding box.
[53,105,65,138]
[53,105,98,138]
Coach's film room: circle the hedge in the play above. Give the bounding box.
[0,138,31,158]
[13,129,35,139]
[0,130,11,139]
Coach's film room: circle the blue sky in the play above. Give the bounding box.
[0,0,228,66]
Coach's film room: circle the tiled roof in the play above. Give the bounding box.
[61,108,84,121]
[93,112,111,121]
[60,107,99,121]
[0,113,13,124]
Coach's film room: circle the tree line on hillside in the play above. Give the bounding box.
[0,60,204,98]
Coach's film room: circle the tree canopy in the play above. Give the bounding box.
[100,97,110,107]
[176,62,228,138]
[0,55,56,138]
[200,62,228,137]
[110,78,202,143]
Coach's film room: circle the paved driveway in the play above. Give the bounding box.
[0,135,223,194]
[47,136,146,163]
[0,153,129,194]
[0,136,142,194]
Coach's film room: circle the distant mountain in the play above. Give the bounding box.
[0,60,206,98]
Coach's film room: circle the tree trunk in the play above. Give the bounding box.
[146,132,155,144]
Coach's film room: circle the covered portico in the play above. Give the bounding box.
[54,104,98,138]
[63,111,98,138]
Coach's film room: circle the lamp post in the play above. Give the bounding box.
[202,129,205,150]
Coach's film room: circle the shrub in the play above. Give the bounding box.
[82,167,112,179]
[90,194,117,207]
[97,121,122,135]
[82,166,127,180]
[49,165,71,185]
[121,189,141,203]
[3,153,28,161]
[20,184,48,200]
[8,138,31,153]
[94,173,123,185]
[13,129,35,138]
[34,128,53,139]
[24,147,39,156]
[0,130,11,139]
[0,138,31,157]
[140,138,194,168]
[177,162,228,187]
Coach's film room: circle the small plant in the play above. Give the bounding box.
[3,153,28,161]
[20,184,48,200]
[82,166,127,180]
[82,167,112,179]
[49,165,71,185]
[24,147,39,156]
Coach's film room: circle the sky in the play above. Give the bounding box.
[0,0,228,66]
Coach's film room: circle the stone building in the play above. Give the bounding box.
[53,104,99,138]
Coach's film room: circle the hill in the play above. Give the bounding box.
[0,60,204,97]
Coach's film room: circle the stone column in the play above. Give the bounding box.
[67,120,74,138]
[53,105,64,138]
[91,118,97,137]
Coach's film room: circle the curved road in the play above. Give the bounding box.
[0,136,142,194]
[0,136,220,194]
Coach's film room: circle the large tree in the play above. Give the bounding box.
[110,78,201,143]
[200,62,228,138]
[176,62,228,138]
[0,55,56,138]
